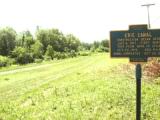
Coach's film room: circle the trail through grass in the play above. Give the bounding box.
[0,53,160,120]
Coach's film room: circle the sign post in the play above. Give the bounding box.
[136,64,142,120]
[110,24,160,120]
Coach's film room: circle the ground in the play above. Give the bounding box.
[0,53,160,120]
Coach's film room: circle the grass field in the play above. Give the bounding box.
[0,53,160,120]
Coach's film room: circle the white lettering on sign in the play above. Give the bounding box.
[124,33,135,38]
[124,32,152,38]
[137,32,152,38]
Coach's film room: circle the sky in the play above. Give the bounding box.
[0,0,160,43]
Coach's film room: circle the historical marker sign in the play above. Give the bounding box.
[110,25,160,120]
[110,25,160,62]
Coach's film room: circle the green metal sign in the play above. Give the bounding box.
[110,25,160,62]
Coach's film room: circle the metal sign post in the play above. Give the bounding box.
[110,24,160,120]
[136,64,142,120]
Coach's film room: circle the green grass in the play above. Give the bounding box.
[0,53,160,120]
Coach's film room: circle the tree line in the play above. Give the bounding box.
[0,27,109,67]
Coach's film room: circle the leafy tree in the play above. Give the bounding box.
[101,39,109,48]
[45,45,54,60]
[16,31,34,49]
[23,31,34,49]
[16,33,23,47]
[12,47,34,64]
[80,42,92,51]
[90,39,109,52]
[36,29,49,52]
[93,41,101,49]
[65,34,80,52]
[36,28,81,53]
[31,40,43,59]
[0,55,11,67]
[25,36,34,49]
[47,29,64,52]
[0,26,84,65]
[100,39,109,52]
[0,27,16,56]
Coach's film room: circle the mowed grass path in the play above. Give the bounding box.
[0,53,160,120]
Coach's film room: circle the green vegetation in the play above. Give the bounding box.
[0,53,160,120]
[0,56,12,67]
[0,27,109,66]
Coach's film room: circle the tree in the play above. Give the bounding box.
[100,39,109,52]
[23,31,34,49]
[90,39,109,52]
[0,27,16,56]
[48,29,66,52]
[45,45,54,60]
[16,31,34,49]
[93,41,101,49]
[81,42,92,51]
[36,28,81,53]
[101,39,109,48]
[16,33,24,47]
[65,34,81,52]
[12,47,34,64]
[31,40,43,59]
[0,55,10,67]
[36,29,49,52]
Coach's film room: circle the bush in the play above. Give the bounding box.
[17,53,34,64]
[12,47,34,64]
[79,51,91,56]
[54,52,66,59]
[95,46,109,53]
[35,59,43,63]
[44,52,70,60]
[31,40,43,59]
[102,47,109,52]
[0,56,12,67]
[45,45,54,60]
[69,50,77,58]
[44,56,52,61]
[60,53,68,59]
[96,47,103,52]
[144,58,160,78]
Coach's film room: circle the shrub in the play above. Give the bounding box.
[59,53,68,59]
[54,52,65,59]
[0,56,11,67]
[79,51,91,56]
[102,47,109,52]
[45,45,54,60]
[12,47,34,64]
[35,59,43,63]
[7,58,16,65]
[144,58,160,78]
[31,40,43,59]
[96,47,103,52]
[69,50,77,58]
[44,56,52,61]
[17,52,34,64]
[44,52,69,60]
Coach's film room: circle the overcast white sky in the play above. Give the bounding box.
[0,0,160,43]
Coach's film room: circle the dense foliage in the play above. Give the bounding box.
[0,55,11,67]
[0,27,16,56]
[0,27,109,66]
